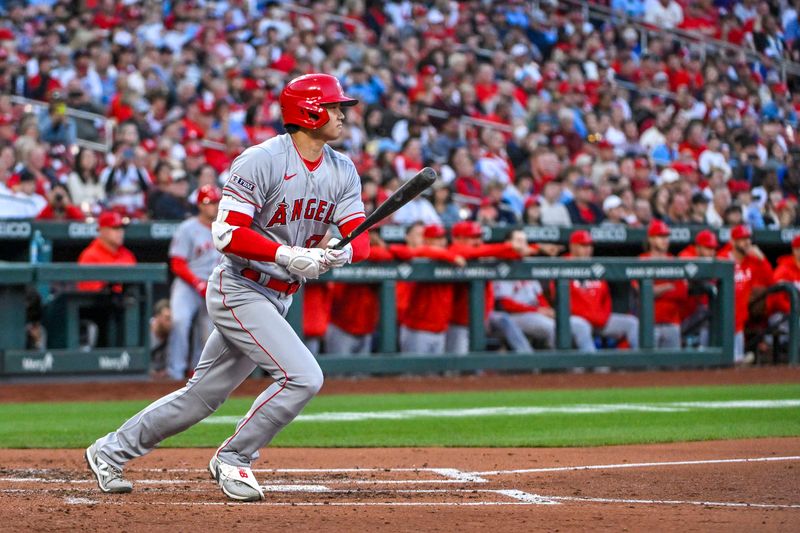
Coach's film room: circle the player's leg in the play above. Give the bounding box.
[400,326,426,353]
[601,313,640,349]
[166,281,201,380]
[488,311,534,353]
[654,324,681,348]
[88,329,256,491]
[445,325,469,355]
[569,316,596,352]
[511,312,555,348]
[212,271,323,468]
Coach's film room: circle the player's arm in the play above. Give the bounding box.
[170,257,207,296]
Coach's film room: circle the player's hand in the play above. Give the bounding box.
[324,237,353,268]
[453,255,467,268]
[194,280,208,298]
[275,245,326,279]
[538,306,556,318]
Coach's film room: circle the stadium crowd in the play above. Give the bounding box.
[0,0,799,373]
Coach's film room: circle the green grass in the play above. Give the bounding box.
[1,384,799,448]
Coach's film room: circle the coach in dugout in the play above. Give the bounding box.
[678,229,719,347]
[638,220,688,349]
[565,230,639,350]
[768,236,800,342]
[77,211,137,292]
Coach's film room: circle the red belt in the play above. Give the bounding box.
[240,268,300,295]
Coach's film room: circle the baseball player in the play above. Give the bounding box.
[447,222,534,354]
[638,220,688,348]
[494,229,595,352]
[86,74,370,502]
[165,185,222,380]
[678,229,719,347]
[398,224,466,354]
[565,230,639,350]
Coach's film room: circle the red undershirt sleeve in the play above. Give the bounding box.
[222,211,282,262]
[337,217,370,263]
[170,257,201,286]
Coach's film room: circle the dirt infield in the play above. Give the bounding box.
[1,440,798,532]
[2,367,799,531]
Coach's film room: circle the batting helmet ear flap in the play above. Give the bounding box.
[280,73,358,130]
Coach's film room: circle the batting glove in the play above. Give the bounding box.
[275,245,326,279]
[194,280,208,298]
[324,237,353,268]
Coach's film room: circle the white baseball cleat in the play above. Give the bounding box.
[85,443,133,493]
[208,455,264,502]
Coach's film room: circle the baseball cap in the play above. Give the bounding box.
[602,194,622,212]
[691,191,710,205]
[647,219,671,237]
[695,229,719,249]
[575,177,594,189]
[792,235,800,248]
[197,185,222,205]
[658,168,680,185]
[451,221,482,239]
[569,230,593,245]
[423,224,446,239]
[98,211,125,229]
[731,224,752,240]
[186,143,203,157]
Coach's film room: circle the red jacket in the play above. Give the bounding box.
[570,279,612,329]
[77,238,137,292]
[769,255,800,316]
[447,242,523,326]
[638,252,688,325]
[303,282,332,338]
[329,245,394,336]
[392,244,463,333]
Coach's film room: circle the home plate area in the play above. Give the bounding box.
[0,442,798,531]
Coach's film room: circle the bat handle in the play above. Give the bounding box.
[332,234,353,250]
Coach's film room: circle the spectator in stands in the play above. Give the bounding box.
[707,186,732,228]
[36,182,85,221]
[689,192,709,225]
[601,195,626,225]
[639,220,688,348]
[148,164,192,220]
[430,180,461,226]
[566,177,603,225]
[66,148,105,216]
[10,144,56,197]
[565,230,639,349]
[539,179,571,227]
[100,142,151,218]
[76,211,137,292]
[2,168,47,219]
[38,93,77,147]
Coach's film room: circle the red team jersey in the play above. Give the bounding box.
[638,252,688,325]
[768,255,800,316]
[76,238,138,292]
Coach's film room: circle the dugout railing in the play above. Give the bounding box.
[0,263,166,376]
[286,258,744,375]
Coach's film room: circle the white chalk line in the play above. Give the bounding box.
[469,455,800,476]
[202,399,800,424]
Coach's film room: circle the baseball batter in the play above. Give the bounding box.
[86,74,370,502]
[165,185,222,380]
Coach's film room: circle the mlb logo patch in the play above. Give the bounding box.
[232,174,255,192]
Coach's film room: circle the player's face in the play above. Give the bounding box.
[570,243,593,258]
[316,103,345,141]
[649,235,669,253]
[100,226,124,248]
[733,237,751,256]
[793,246,800,262]
[199,200,219,220]
[696,245,715,258]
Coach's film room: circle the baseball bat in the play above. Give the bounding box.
[333,167,438,249]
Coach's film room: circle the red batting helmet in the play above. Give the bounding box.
[279,73,358,130]
[197,185,222,205]
[647,219,671,237]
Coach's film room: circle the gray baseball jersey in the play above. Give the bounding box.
[219,134,365,285]
[91,132,366,484]
[168,217,220,280]
[494,280,546,306]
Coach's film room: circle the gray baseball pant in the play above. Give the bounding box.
[167,279,213,380]
[94,267,322,470]
[654,324,682,348]
[599,313,640,349]
[509,313,595,351]
[445,325,470,355]
[487,312,534,353]
[324,324,372,355]
[399,326,446,354]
